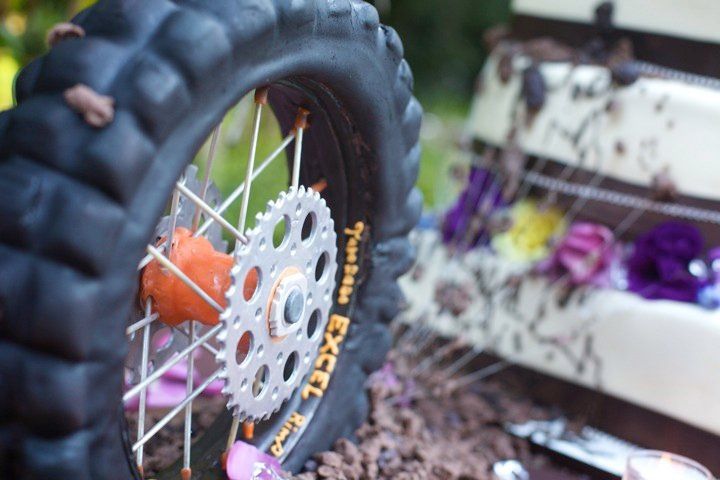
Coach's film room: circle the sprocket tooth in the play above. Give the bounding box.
[223,285,238,307]
[247,225,261,238]
[220,300,235,318]
[230,263,242,278]
[216,329,227,342]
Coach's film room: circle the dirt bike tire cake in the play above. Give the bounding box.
[0,0,422,478]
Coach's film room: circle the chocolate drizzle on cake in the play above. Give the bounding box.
[521,65,546,117]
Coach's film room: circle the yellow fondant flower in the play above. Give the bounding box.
[0,52,19,111]
[491,199,566,263]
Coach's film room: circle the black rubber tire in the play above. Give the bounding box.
[0,0,421,478]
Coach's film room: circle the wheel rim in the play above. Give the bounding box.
[122,85,354,478]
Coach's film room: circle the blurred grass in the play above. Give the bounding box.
[197,89,466,229]
[377,0,510,94]
[416,90,470,210]
[192,100,289,231]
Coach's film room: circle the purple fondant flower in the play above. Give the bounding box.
[698,284,720,310]
[442,166,505,249]
[627,221,707,302]
[226,441,286,480]
[536,222,617,287]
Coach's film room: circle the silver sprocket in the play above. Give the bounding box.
[217,186,338,421]
[154,164,226,251]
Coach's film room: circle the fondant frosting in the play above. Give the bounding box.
[401,231,720,436]
[431,11,720,436]
[466,52,720,202]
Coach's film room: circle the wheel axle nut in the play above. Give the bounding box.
[269,271,308,337]
[284,288,304,325]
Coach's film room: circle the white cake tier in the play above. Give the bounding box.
[512,0,720,45]
[465,52,720,202]
[400,231,720,436]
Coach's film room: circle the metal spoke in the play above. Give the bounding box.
[405,327,435,359]
[237,88,268,243]
[124,323,223,402]
[436,345,483,379]
[132,368,222,452]
[183,321,196,471]
[291,109,309,190]
[291,126,304,189]
[145,245,224,314]
[166,189,182,254]
[410,339,465,376]
[515,156,548,203]
[560,167,605,226]
[613,206,645,239]
[225,417,241,460]
[138,251,156,271]
[394,321,429,349]
[194,133,295,239]
[174,326,219,356]
[136,133,295,271]
[447,360,511,391]
[175,182,247,244]
[135,299,153,470]
[192,126,221,232]
[126,312,158,337]
[225,95,253,146]
[135,187,182,282]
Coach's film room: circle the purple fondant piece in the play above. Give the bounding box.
[536,222,617,287]
[442,166,505,249]
[627,221,707,302]
[226,441,286,480]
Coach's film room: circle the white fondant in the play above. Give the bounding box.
[401,231,720,436]
[466,52,720,202]
[512,0,720,45]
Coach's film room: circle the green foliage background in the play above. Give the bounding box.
[377,0,511,96]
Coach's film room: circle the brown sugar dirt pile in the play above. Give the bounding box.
[293,333,587,480]
[127,330,587,479]
[126,395,227,475]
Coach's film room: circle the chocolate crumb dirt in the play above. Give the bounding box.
[127,339,588,479]
[126,396,227,475]
[292,340,588,480]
